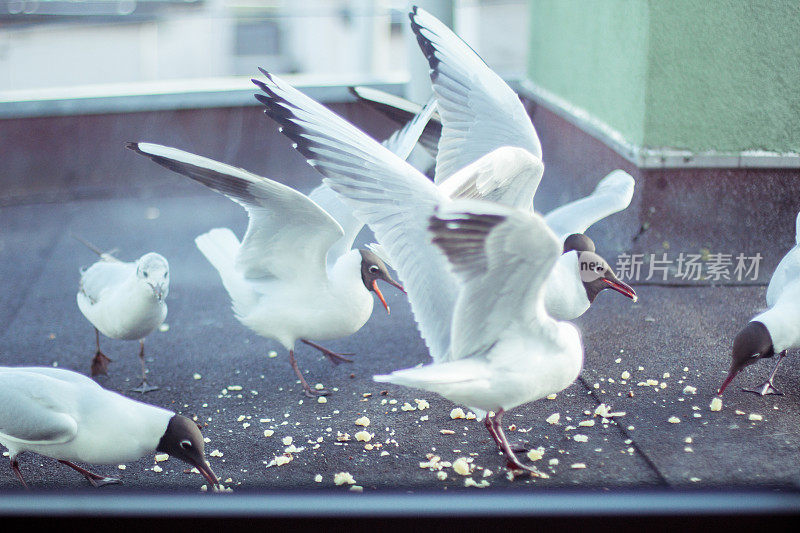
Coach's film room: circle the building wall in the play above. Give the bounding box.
[527,0,800,154]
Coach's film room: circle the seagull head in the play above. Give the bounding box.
[574,248,638,304]
[156,415,219,490]
[136,253,170,302]
[359,249,405,314]
[718,321,774,395]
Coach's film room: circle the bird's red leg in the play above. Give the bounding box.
[131,339,158,393]
[58,460,120,487]
[300,339,354,365]
[490,410,545,477]
[288,349,330,397]
[743,350,786,396]
[10,458,28,490]
[90,328,112,377]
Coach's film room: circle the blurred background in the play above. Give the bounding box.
[0,0,528,91]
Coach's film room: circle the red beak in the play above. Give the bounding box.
[717,369,739,396]
[195,459,219,490]
[602,278,638,302]
[372,279,405,314]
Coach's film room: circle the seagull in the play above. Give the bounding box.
[126,142,404,397]
[408,5,638,317]
[375,201,584,474]
[75,236,168,393]
[0,366,218,489]
[718,211,800,396]
[252,71,635,333]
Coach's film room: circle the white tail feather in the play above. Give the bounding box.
[195,228,257,317]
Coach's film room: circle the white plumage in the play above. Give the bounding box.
[0,366,217,489]
[128,142,404,397]
[76,248,168,393]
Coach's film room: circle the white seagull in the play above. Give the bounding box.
[126,142,404,397]
[75,237,169,393]
[376,201,583,473]
[0,366,218,489]
[719,211,800,396]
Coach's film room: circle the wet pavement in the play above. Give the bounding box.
[2,182,800,496]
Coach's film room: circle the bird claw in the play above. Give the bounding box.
[505,460,546,478]
[88,476,121,488]
[131,381,159,394]
[303,387,330,398]
[742,381,783,396]
[91,351,113,377]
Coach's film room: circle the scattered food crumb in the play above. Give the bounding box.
[334,472,356,486]
[450,408,466,419]
[749,413,763,421]
[314,474,323,483]
[546,413,560,425]
[318,397,327,404]
[571,463,586,469]
[355,416,370,427]
[453,457,471,476]
[710,397,723,411]
[527,448,544,462]
[668,416,681,424]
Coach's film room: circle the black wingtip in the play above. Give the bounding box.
[125,141,141,153]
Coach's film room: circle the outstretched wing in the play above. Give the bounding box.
[437,146,543,212]
[349,86,441,158]
[409,6,541,184]
[128,142,343,281]
[544,170,635,241]
[430,200,561,361]
[253,70,457,362]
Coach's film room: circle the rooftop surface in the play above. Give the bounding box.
[2,179,800,503]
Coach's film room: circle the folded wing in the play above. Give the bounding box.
[430,200,561,361]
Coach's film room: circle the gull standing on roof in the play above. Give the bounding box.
[0,366,218,489]
[75,237,168,393]
[718,211,800,396]
[375,201,583,473]
[127,142,405,397]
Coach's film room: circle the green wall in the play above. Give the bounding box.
[528,0,800,153]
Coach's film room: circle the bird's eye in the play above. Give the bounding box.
[143,271,149,278]
[163,272,168,279]
[369,265,380,274]
[180,440,192,450]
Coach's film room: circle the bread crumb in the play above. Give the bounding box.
[118,465,126,470]
[154,453,169,462]
[349,485,363,492]
[748,413,763,421]
[263,430,274,437]
[450,408,466,419]
[414,399,430,410]
[317,396,327,403]
[355,431,373,442]
[333,472,356,485]
[668,416,681,424]
[453,457,471,476]
[193,373,202,380]
[574,434,589,442]
[709,397,723,411]
[571,463,586,469]
[526,448,545,462]
[464,477,490,488]
[314,474,323,483]
[546,413,560,425]
[436,471,448,480]
[355,416,370,427]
